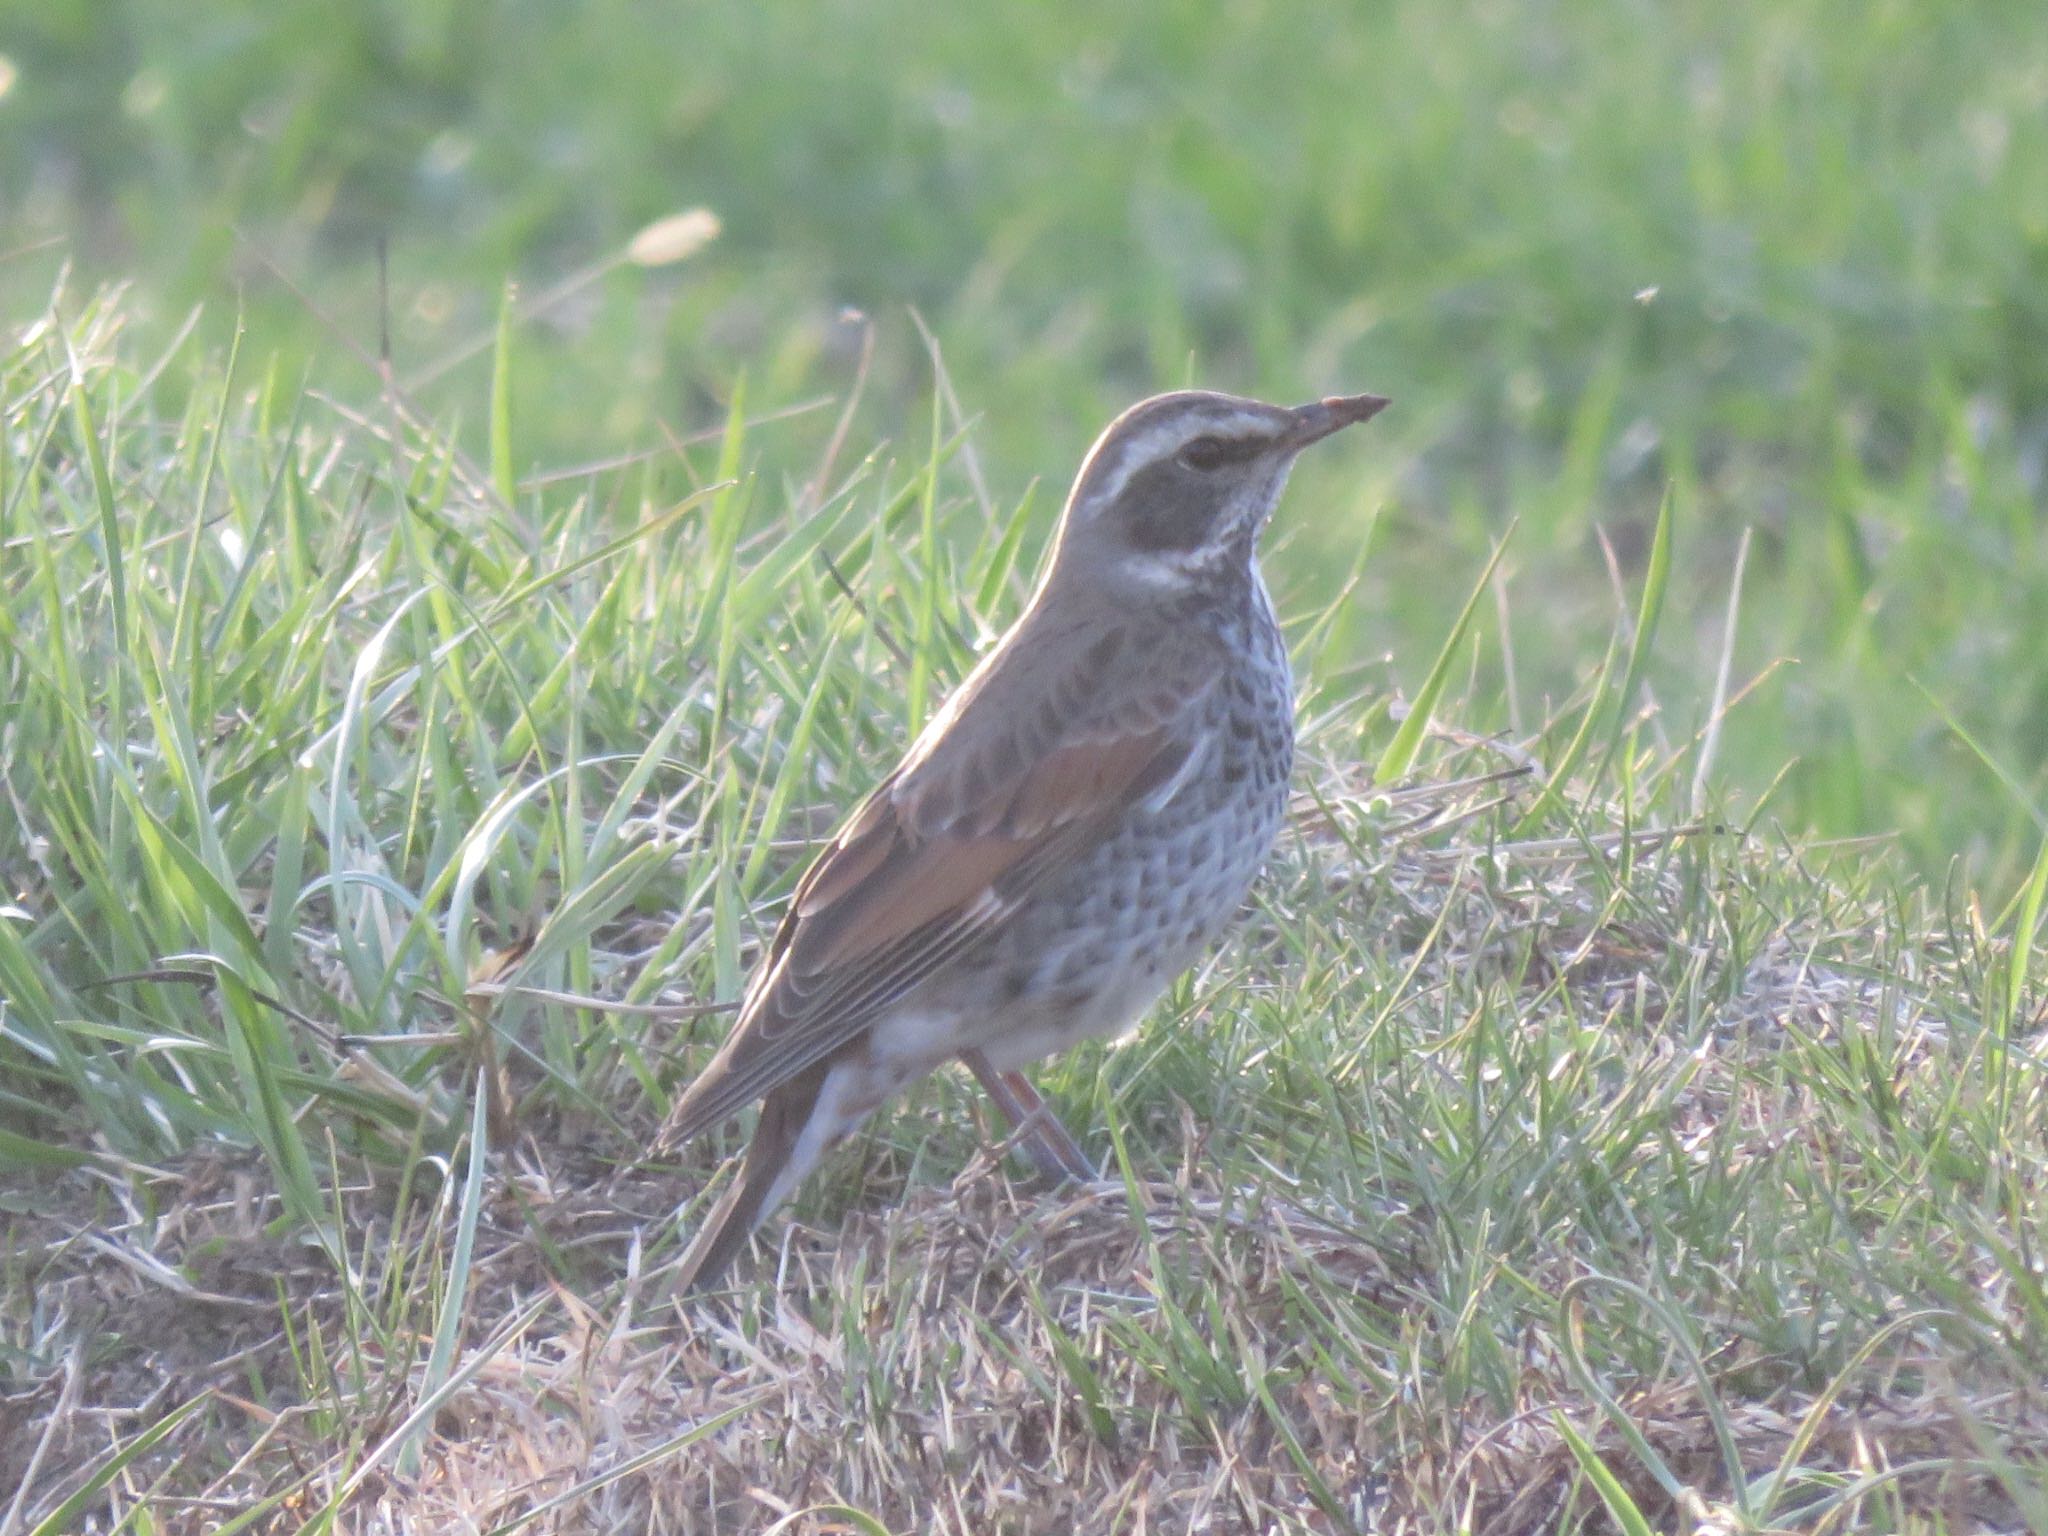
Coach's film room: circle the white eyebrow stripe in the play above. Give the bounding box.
[1085,409,1277,506]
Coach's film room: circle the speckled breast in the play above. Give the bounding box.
[933,594,1295,1068]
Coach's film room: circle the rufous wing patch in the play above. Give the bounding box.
[1003,729,1179,838]
[794,831,1021,972]
[789,726,1185,972]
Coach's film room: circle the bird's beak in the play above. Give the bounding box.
[1284,392,1391,449]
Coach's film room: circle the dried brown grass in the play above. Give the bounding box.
[8,768,2047,1534]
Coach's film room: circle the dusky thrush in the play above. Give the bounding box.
[658,387,1388,1289]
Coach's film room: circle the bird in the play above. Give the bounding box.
[656,386,1389,1290]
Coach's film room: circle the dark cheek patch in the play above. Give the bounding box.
[1193,434,1268,468]
[1120,463,1218,553]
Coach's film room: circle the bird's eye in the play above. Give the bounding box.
[1177,435,1231,472]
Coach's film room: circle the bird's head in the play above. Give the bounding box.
[1048,389,1388,600]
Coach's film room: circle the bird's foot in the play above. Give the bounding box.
[961,1050,1100,1183]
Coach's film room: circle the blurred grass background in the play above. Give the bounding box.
[5,0,2047,888]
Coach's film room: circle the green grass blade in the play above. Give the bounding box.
[1373,522,1513,786]
[489,282,517,509]
[402,1071,493,1477]
[1588,483,1674,785]
[1551,1411,1657,1536]
[25,1392,212,1536]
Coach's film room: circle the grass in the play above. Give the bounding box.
[4,282,2047,1532]
[7,3,2048,1528]
[5,0,2048,886]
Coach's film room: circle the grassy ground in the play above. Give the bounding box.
[6,2,2048,1531]
[3,287,2047,1531]
[6,0,2048,885]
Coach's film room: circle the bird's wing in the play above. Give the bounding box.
[657,613,1218,1151]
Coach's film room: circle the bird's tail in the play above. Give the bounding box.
[674,1062,831,1293]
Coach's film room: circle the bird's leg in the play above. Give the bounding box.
[1000,1069,1100,1182]
[960,1049,1099,1183]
